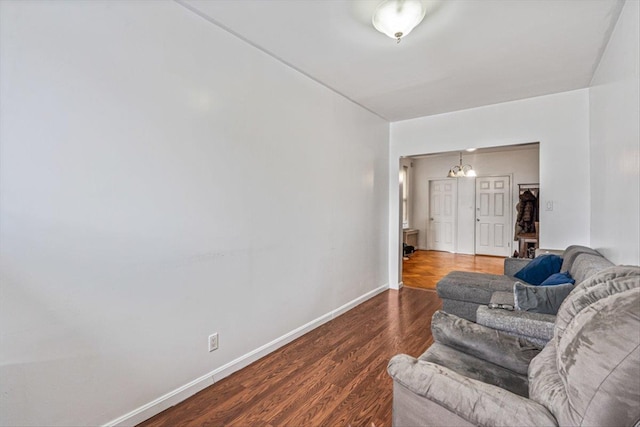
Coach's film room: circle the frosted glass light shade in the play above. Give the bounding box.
[372,0,426,42]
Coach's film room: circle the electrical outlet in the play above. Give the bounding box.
[208,333,219,352]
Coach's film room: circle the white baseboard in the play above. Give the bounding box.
[104,283,389,427]
[107,373,215,427]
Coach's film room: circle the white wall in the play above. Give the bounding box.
[411,147,539,253]
[389,90,590,287]
[0,2,389,426]
[589,0,640,266]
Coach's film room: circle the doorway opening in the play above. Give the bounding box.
[399,142,539,288]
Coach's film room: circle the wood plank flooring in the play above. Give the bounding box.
[139,251,503,426]
[403,250,505,290]
[139,287,440,427]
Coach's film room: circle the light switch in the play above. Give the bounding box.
[546,201,554,211]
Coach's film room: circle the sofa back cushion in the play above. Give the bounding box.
[558,288,639,425]
[567,253,614,285]
[560,245,602,273]
[530,268,640,426]
[555,266,640,340]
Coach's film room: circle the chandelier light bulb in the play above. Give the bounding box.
[447,152,476,178]
[372,0,426,43]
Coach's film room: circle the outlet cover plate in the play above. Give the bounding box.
[208,333,219,352]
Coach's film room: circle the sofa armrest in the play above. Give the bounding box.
[430,311,540,374]
[388,354,557,427]
[476,306,555,344]
[504,257,532,277]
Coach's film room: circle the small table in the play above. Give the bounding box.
[517,233,537,258]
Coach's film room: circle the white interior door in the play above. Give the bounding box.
[475,176,511,256]
[428,180,457,252]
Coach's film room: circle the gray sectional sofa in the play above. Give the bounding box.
[388,265,640,426]
[436,245,615,346]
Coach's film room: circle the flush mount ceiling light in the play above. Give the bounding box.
[372,0,426,43]
[447,152,477,178]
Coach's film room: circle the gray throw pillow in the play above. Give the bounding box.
[514,281,574,314]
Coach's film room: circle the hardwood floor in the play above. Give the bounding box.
[403,250,505,290]
[139,251,501,427]
[139,288,440,427]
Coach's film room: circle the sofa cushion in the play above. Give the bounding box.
[387,355,558,426]
[556,288,640,426]
[437,271,515,303]
[514,254,563,285]
[477,305,554,347]
[514,281,574,314]
[532,287,640,426]
[419,343,530,397]
[560,245,602,272]
[568,253,615,285]
[555,265,640,341]
[540,272,575,286]
[430,310,540,376]
[441,299,481,322]
[530,268,640,427]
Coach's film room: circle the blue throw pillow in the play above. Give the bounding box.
[514,254,563,285]
[540,272,575,286]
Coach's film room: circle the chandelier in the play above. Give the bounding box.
[447,152,477,178]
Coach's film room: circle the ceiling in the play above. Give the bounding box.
[180,0,624,122]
